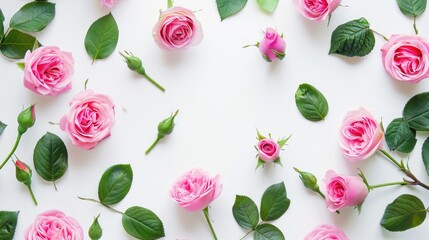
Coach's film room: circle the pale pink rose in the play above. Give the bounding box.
[339,108,384,161]
[294,0,341,21]
[60,90,115,150]
[25,210,84,240]
[100,0,117,8]
[324,170,368,212]
[171,168,222,211]
[381,34,429,83]
[259,28,286,62]
[258,139,280,162]
[304,224,349,240]
[153,6,203,50]
[23,46,74,96]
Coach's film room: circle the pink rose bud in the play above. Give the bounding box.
[381,34,429,83]
[324,170,369,212]
[293,0,341,21]
[339,108,384,161]
[17,104,36,134]
[170,168,222,212]
[23,46,74,96]
[100,0,117,8]
[258,139,280,162]
[258,28,286,62]
[304,224,349,240]
[153,6,203,51]
[15,159,31,184]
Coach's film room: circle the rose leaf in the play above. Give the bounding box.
[98,164,133,205]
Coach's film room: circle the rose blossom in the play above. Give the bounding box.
[259,28,286,62]
[170,168,222,211]
[25,210,84,240]
[304,224,349,240]
[100,0,117,8]
[324,170,369,212]
[60,90,115,150]
[339,108,384,161]
[153,6,203,50]
[293,0,341,21]
[23,46,74,96]
[381,34,429,83]
[258,139,280,162]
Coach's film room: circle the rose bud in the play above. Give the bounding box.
[145,110,179,155]
[17,104,36,134]
[245,28,286,62]
[255,130,290,169]
[88,214,102,240]
[14,158,38,205]
[294,167,321,193]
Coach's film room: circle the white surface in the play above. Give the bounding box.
[1,0,429,239]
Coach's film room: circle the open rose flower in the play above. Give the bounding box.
[60,90,115,150]
[100,0,117,8]
[23,46,74,96]
[324,170,369,212]
[381,34,429,83]
[258,28,286,62]
[339,108,384,161]
[293,0,341,21]
[304,224,349,240]
[25,210,84,240]
[153,6,203,50]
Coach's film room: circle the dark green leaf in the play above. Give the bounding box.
[84,13,119,61]
[98,164,133,205]
[329,17,375,57]
[122,206,165,240]
[9,1,55,32]
[380,194,426,231]
[33,132,68,184]
[295,83,329,121]
[422,137,429,176]
[0,121,6,136]
[0,211,19,240]
[0,9,4,39]
[216,0,248,21]
[253,223,285,240]
[385,118,417,153]
[403,92,429,131]
[260,182,290,221]
[88,214,102,240]
[0,29,40,59]
[396,0,426,17]
[232,195,259,230]
[257,0,279,13]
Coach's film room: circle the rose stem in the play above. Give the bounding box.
[78,197,124,215]
[167,0,173,8]
[414,17,418,35]
[240,230,253,240]
[142,73,165,92]
[368,181,409,190]
[27,186,38,206]
[203,207,218,240]
[371,29,388,42]
[0,133,22,169]
[145,136,162,155]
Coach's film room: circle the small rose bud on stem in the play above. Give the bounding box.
[145,110,179,155]
[89,214,103,240]
[14,157,37,205]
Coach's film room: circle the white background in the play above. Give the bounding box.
[1,0,429,239]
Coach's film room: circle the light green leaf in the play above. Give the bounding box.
[0,9,4,39]
[403,92,429,131]
[84,13,119,61]
[88,214,102,240]
[122,206,165,240]
[396,0,426,17]
[254,223,285,240]
[295,83,329,121]
[0,29,40,59]
[385,118,417,153]
[0,121,6,136]
[260,182,290,221]
[329,17,375,57]
[422,137,429,176]
[216,0,248,21]
[9,1,55,32]
[257,0,279,13]
[0,211,19,240]
[232,195,259,230]
[98,164,133,205]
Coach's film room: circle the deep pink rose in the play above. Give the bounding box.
[294,0,341,21]
[339,108,384,161]
[23,46,74,96]
[258,139,280,162]
[100,0,117,8]
[171,168,222,211]
[60,90,115,150]
[324,170,369,212]
[259,28,286,62]
[153,6,203,50]
[381,34,429,83]
[304,224,349,240]
[25,210,84,240]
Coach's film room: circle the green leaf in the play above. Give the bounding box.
[9,1,55,32]
[396,0,426,17]
[295,83,329,121]
[84,13,119,61]
[232,195,259,230]
[0,9,4,39]
[422,137,429,176]
[385,118,417,153]
[122,206,165,240]
[98,164,133,205]
[0,211,19,240]
[0,29,40,59]
[253,223,285,240]
[33,132,68,185]
[257,0,279,13]
[88,214,102,240]
[380,194,426,231]
[260,182,290,221]
[216,0,248,21]
[329,17,375,57]
[0,121,6,136]
[403,92,429,131]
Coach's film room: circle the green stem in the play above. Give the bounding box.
[240,229,253,240]
[167,0,173,8]
[27,185,38,206]
[142,73,165,92]
[0,133,22,169]
[145,136,162,155]
[369,181,409,190]
[371,29,389,42]
[378,149,403,169]
[316,189,325,199]
[203,207,218,240]
[78,197,124,215]
[413,16,418,35]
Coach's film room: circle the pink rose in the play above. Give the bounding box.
[294,0,341,21]
[60,90,115,150]
[258,139,280,162]
[339,108,384,161]
[25,210,84,240]
[23,46,74,96]
[259,28,286,62]
[304,224,349,240]
[381,34,429,83]
[170,168,222,211]
[324,170,369,212]
[100,0,117,8]
[153,6,203,50]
